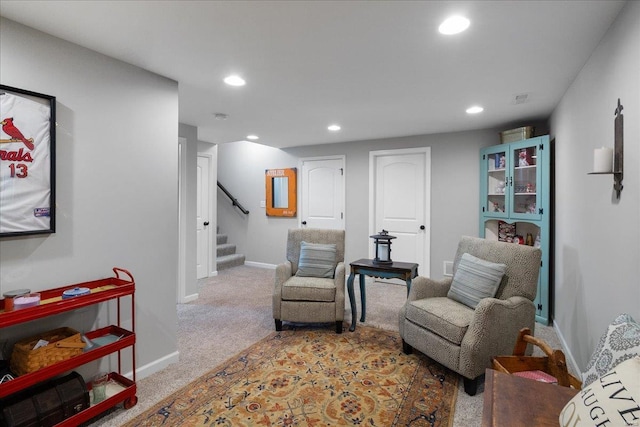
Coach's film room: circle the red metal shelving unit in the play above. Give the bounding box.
[0,267,138,424]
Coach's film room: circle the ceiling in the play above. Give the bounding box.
[0,1,625,148]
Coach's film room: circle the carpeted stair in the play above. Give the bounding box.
[216,232,245,270]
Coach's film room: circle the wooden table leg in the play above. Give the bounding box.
[347,272,357,332]
[359,273,366,323]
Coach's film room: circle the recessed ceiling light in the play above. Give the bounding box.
[224,75,246,86]
[327,124,341,132]
[439,16,470,35]
[247,135,259,140]
[466,106,484,114]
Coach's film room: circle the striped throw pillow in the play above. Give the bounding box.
[447,253,506,309]
[295,241,337,278]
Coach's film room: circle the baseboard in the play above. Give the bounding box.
[245,261,276,269]
[209,270,219,277]
[121,350,180,381]
[182,293,199,303]
[553,319,581,377]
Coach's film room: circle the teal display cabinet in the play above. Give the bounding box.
[479,136,550,324]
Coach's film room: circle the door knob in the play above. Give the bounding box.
[204,221,210,226]
[302,221,307,225]
[420,225,425,230]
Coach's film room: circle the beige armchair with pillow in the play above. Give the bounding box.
[273,228,346,334]
[399,236,542,395]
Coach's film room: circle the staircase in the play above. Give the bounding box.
[216,232,245,271]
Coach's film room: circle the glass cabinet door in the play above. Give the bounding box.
[509,139,542,220]
[482,146,509,218]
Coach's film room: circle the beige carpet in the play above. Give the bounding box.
[91,265,568,427]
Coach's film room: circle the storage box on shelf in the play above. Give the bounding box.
[480,136,551,324]
[499,126,534,144]
[0,268,137,426]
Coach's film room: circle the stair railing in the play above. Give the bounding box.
[217,181,249,215]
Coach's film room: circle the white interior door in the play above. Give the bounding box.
[300,156,345,229]
[370,148,430,277]
[196,155,210,279]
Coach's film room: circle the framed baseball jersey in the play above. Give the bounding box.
[0,85,56,237]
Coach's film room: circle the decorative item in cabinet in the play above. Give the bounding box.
[497,221,515,243]
[480,136,551,325]
[0,267,138,424]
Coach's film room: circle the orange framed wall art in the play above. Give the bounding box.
[265,168,296,217]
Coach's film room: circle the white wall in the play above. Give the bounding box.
[550,0,640,370]
[178,123,199,298]
[218,124,548,278]
[0,18,180,377]
[217,141,298,267]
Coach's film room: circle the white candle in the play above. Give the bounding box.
[377,244,389,261]
[593,147,613,173]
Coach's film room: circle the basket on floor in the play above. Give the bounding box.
[492,327,582,389]
[10,327,85,376]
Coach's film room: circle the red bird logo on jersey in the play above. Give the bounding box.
[1,118,35,150]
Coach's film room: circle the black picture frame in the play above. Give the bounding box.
[0,84,56,237]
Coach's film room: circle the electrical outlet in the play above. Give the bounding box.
[443,261,454,277]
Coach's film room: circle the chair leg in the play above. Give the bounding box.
[402,339,413,354]
[335,321,343,334]
[464,377,479,396]
[275,319,282,331]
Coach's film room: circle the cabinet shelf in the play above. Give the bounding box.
[0,268,137,423]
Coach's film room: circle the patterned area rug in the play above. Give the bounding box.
[124,325,459,426]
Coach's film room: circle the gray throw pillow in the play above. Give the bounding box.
[295,241,337,278]
[447,253,506,309]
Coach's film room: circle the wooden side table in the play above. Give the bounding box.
[346,258,418,332]
[482,368,578,426]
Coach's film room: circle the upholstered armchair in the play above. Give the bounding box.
[273,228,346,334]
[399,236,542,395]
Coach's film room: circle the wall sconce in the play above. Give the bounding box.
[589,98,624,199]
[370,230,396,265]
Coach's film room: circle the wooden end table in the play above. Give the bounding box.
[346,258,418,332]
[482,368,578,426]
